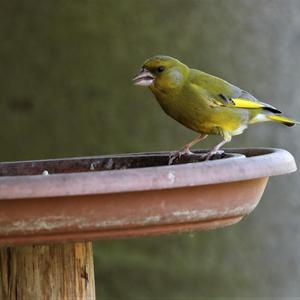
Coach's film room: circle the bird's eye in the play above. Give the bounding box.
[157,66,165,73]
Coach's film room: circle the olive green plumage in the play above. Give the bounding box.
[133,55,298,162]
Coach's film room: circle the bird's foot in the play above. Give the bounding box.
[168,147,193,165]
[204,149,225,161]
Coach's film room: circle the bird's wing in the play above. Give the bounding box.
[225,89,281,113]
[190,69,281,113]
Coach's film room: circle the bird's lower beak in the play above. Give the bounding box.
[132,69,155,86]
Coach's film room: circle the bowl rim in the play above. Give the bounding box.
[0,147,297,200]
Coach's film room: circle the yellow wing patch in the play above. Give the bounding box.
[231,98,265,109]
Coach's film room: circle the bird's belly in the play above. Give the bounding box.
[162,102,249,135]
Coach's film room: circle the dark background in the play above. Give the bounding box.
[1,0,300,298]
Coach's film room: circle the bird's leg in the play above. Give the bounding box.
[205,134,232,161]
[168,134,208,165]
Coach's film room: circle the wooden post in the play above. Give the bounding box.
[0,242,95,300]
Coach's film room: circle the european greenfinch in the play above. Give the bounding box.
[133,55,298,164]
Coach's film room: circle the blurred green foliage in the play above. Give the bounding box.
[1,0,300,299]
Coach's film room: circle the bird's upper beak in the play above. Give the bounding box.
[132,69,155,86]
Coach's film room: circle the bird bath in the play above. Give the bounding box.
[0,148,297,299]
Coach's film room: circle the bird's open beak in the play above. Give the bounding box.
[132,69,155,86]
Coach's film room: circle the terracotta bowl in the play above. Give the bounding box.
[0,148,296,246]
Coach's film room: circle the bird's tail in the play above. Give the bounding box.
[267,115,299,127]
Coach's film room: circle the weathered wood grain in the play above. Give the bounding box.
[0,242,95,300]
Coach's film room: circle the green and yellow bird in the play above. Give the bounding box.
[133,55,298,164]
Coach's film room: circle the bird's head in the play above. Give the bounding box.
[133,55,189,93]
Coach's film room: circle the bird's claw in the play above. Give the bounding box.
[168,148,193,165]
[204,149,225,161]
[168,148,225,165]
